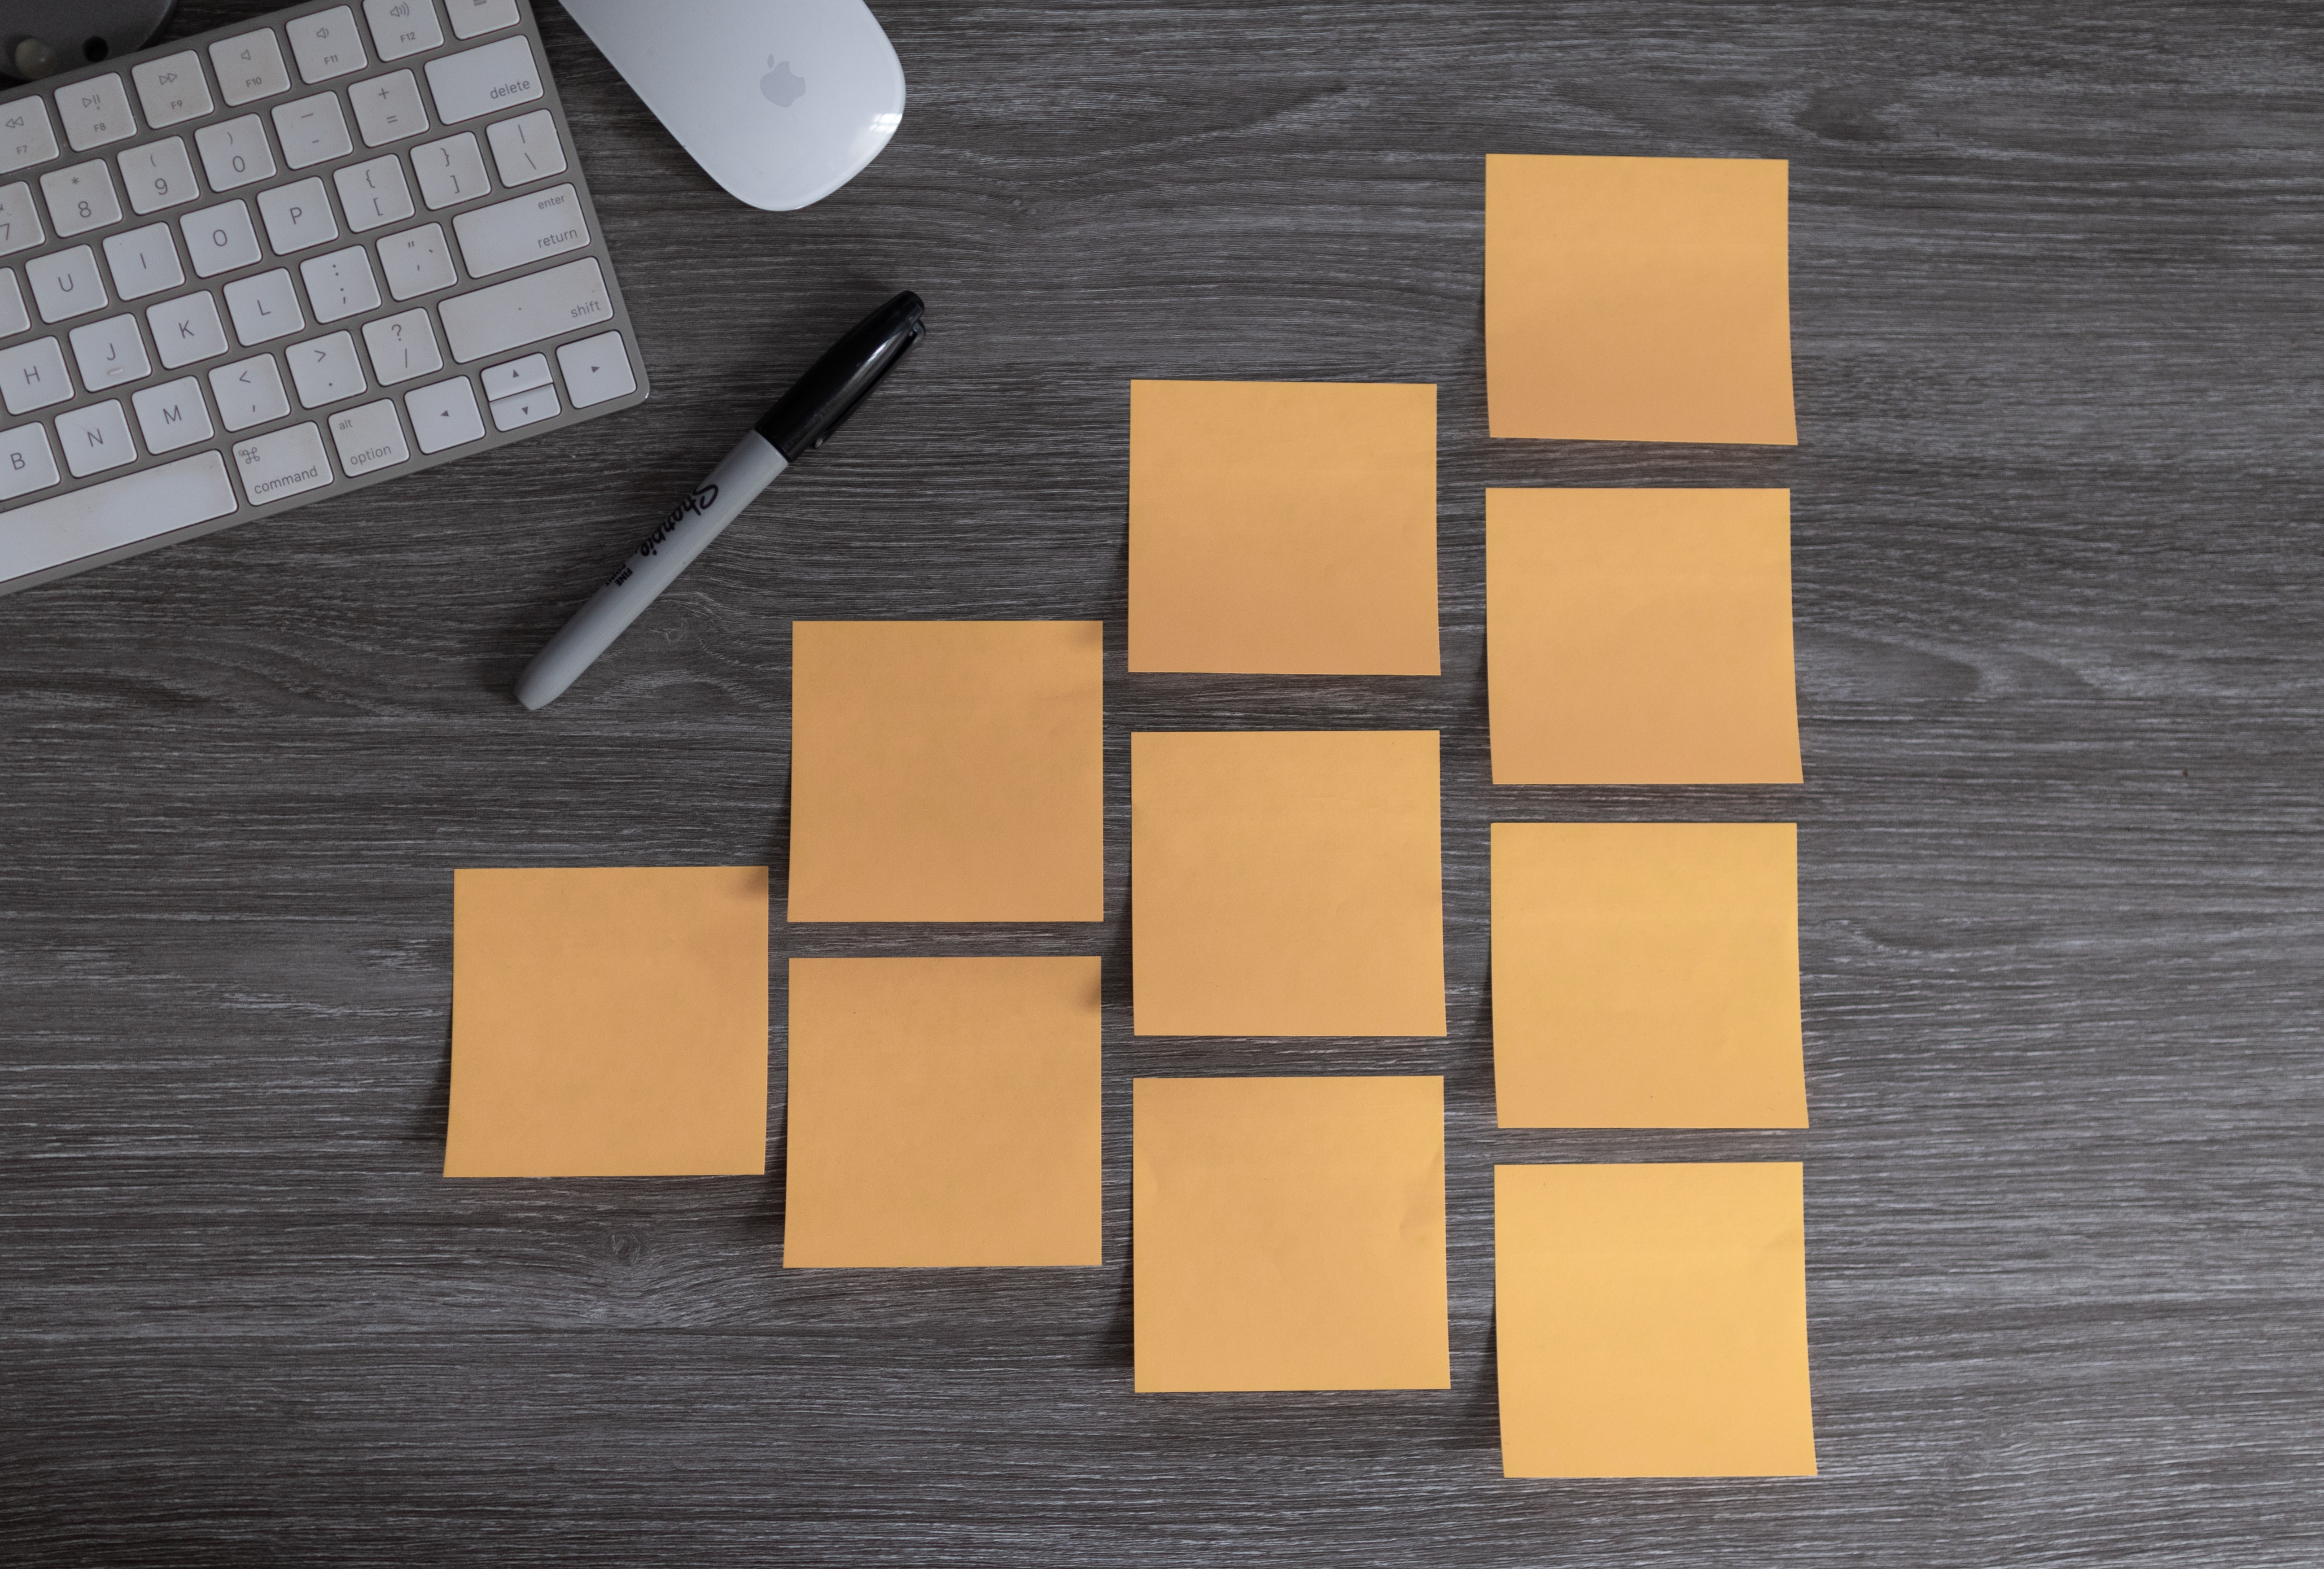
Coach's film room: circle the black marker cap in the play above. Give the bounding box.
[753,291,925,461]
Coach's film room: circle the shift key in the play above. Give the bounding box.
[438,257,611,363]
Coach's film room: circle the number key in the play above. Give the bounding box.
[194,115,278,192]
[40,160,121,238]
[118,138,201,216]
[0,180,45,257]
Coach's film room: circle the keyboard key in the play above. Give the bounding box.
[118,137,201,214]
[0,268,24,334]
[426,36,541,125]
[273,93,355,169]
[486,109,565,188]
[195,115,277,192]
[101,222,184,300]
[0,419,58,498]
[413,132,488,209]
[0,182,42,256]
[182,199,261,277]
[0,450,237,584]
[130,52,214,130]
[447,0,521,39]
[378,222,454,299]
[453,182,586,277]
[41,160,122,238]
[351,70,429,147]
[329,397,407,476]
[131,374,215,453]
[68,313,150,389]
[301,245,381,322]
[210,352,290,430]
[364,0,445,61]
[0,335,71,413]
[55,398,137,476]
[489,382,557,432]
[212,30,294,106]
[0,98,58,173]
[26,246,107,323]
[287,8,369,84]
[233,420,333,505]
[223,268,304,344]
[439,257,609,363]
[55,74,139,153]
[361,306,441,385]
[557,331,635,408]
[479,352,548,399]
[289,329,367,407]
[405,374,484,452]
[257,177,339,253]
[147,289,230,367]
[334,155,414,232]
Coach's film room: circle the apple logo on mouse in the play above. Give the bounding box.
[760,56,806,108]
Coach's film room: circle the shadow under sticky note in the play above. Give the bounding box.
[1131,730,1446,1037]
[1135,1076,1449,1393]
[1485,153,1795,445]
[788,621,1104,922]
[445,866,769,1178]
[1128,380,1440,675]
[1488,488,1800,784]
[783,956,1103,1267]
[1492,822,1805,1128]
[1495,1163,1816,1477]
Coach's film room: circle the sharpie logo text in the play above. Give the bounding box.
[632,484,720,559]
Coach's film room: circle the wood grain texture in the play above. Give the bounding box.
[3,1,2320,1563]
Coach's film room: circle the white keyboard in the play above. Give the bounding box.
[0,0,648,597]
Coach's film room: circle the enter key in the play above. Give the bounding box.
[451,182,589,278]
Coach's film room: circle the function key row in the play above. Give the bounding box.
[0,0,521,169]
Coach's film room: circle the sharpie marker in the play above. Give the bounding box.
[515,291,926,710]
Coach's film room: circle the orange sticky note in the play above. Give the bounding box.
[788,621,1104,921]
[783,957,1102,1267]
[1496,1163,1816,1477]
[1488,488,1800,784]
[445,866,768,1177]
[1493,823,1805,1128]
[1486,153,1795,444]
[1128,380,1440,674]
[1132,730,1445,1036]
[1135,1076,1449,1392]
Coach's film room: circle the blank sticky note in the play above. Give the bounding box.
[1493,823,1805,1128]
[788,621,1103,921]
[1496,1163,1816,1477]
[1132,730,1445,1036]
[1488,488,1800,784]
[1485,153,1795,444]
[1135,1077,1449,1392]
[445,866,768,1177]
[1128,380,1440,674]
[783,957,1101,1267]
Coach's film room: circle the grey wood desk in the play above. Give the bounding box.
[4,2,2317,1563]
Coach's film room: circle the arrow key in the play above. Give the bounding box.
[404,374,485,453]
[556,330,636,409]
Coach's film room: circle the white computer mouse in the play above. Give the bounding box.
[560,0,904,212]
